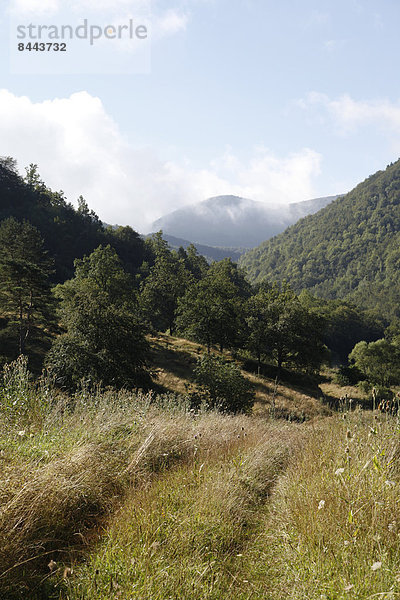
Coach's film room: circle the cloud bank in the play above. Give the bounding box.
[300,92,400,138]
[0,89,322,232]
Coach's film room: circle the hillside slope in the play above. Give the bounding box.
[240,160,400,320]
[0,161,147,282]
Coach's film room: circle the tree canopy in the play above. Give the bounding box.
[0,217,55,366]
[46,245,150,389]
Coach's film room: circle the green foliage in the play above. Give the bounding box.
[177,259,250,352]
[0,217,55,364]
[139,233,193,334]
[46,245,150,390]
[333,364,364,387]
[299,291,384,362]
[178,243,209,280]
[349,339,400,387]
[0,161,149,283]
[193,353,254,413]
[240,160,400,322]
[247,283,327,373]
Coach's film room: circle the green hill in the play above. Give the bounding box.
[0,159,148,282]
[239,160,400,321]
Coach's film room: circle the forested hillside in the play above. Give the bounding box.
[0,158,149,282]
[240,160,400,321]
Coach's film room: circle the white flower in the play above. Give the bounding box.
[318,500,325,510]
[335,468,345,476]
[371,561,382,571]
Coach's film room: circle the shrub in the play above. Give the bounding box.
[193,354,254,413]
[334,365,364,387]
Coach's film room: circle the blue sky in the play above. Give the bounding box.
[1,0,400,231]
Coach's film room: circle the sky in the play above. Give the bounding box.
[1,0,400,232]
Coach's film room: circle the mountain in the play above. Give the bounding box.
[152,194,338,248]
[146,233,244,263]
[239,160,400,321]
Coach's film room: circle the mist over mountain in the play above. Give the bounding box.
[152,195,339,248]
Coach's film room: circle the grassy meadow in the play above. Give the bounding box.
[1,343,400,599]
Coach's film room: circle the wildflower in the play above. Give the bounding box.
[318,500,325,510]
[48,560,57,573]
[18,430,26,437]
[371,561,382,571]
[335,468,345,476]
[63,567,73,578]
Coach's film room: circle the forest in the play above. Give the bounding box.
[240,159,400,323]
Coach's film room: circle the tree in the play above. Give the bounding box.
[179,244,209,280]
[253,282,326,374]
[0,218,55,359]
[177,259,249,353]
[245,283,274,373]
[349,339,400,387]
[299,291,383,363]
[0,156,18,173]
[139,233,192,335]
[193,353,254,413]
[46,245,150,389]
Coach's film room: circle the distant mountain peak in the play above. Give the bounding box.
[152,194,338,248]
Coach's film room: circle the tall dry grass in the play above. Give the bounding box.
[235,410,400,598]
[60,421,302,600]
[0,358,296,599]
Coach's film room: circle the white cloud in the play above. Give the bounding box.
[10,0,59,15]
[152,9,188,39]
[301,92,400,136]
[0,90,322,232]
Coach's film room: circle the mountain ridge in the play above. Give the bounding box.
[152,194,339,248]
